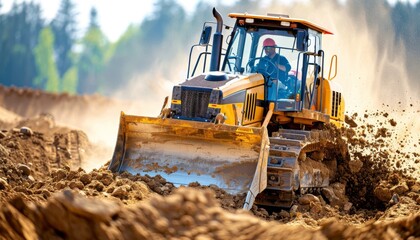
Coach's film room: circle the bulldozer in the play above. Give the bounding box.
[108,8,346,210]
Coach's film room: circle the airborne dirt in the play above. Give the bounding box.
[0,87,419,239]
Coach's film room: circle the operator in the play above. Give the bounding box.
[259,38,291,101]
[261,38,291,81]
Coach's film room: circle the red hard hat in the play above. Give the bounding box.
[263,38,276,47]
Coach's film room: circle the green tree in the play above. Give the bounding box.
[33,27,60,92]
[61,66,78,93]
[0,2,44,88]
[98,0,189,96]
[51,0,77,78]
[77,7,109,93]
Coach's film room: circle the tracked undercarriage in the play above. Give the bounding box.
[255,128,342,208]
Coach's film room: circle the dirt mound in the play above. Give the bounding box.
[0,85,135,121]
[0,119,90,179]
[0,85,146,148]
[1,188,419,240]
[0,123,154,206]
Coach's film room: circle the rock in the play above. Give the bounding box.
[100,173,114,186]
[66,170,78,181]
[6,141,18,149]
[1,203,37,240]
[345,115,358,128]
[17,163,31,176]
[52,169,67,181]
[348,159,363,173]
[42,197,71,233]
[309,201,322,215]
[54,181,66,190]
[388,194,399,205]
[92,181,105,192]
[80,173,92,185]
[20,126,33,137]
[391,182,409,195]
[279,210,290,218]
[410,183,420,193]
[112,186,129,199]
[298,194,320,205]
[331,183,347,200]
[27,175,35,182]
[322,187,340,206]
[69,181,84,190]
[343,202,353,212]
[0,131,6,139]
[374,185,392,202]
[55,190,121,223]
[0,144,10,157]
[0,177,9,189]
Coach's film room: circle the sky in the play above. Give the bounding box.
[0,0,236,41]
[0,0,418,41]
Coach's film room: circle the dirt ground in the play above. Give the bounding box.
[0,86,419,239]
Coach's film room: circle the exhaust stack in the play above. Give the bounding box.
[209,8,223,72]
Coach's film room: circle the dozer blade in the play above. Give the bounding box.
[109,112,269,200]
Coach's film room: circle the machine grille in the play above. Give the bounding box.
[181,89,211,118]
[244,92,257,121]
[331,91,341,118]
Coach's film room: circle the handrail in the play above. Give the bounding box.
[328,55,338,80]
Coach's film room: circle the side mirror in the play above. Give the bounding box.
[296,30,308,52]
[199,26,212,45]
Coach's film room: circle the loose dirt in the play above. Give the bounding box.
[0,86,419,239]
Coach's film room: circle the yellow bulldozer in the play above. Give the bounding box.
[109,8,346,210]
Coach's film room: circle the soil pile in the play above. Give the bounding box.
[1,188,419,240]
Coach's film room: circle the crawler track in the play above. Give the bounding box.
[256,129,339,208]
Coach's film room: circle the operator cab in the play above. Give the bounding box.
[222,13,332,112]
[187,12,332,113]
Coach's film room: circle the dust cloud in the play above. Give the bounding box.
[111,67,183,117]
[274,0,420,179]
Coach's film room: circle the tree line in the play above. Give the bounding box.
[0,0,419,96]
[0,0,104,94]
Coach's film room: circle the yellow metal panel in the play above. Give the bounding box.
[220,104,237,125]
[318,79,332,116]
[330,119,343,128]
[228,13,333,35]
[221,74,265,97]
[317,79,345,124]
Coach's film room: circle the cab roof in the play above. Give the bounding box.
[228,13,333,35]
